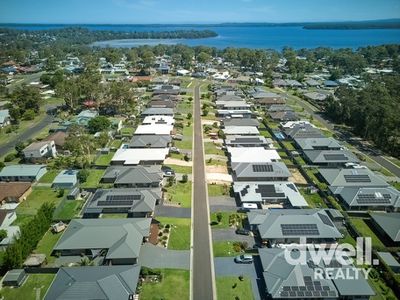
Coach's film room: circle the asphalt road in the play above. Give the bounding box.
[191,84,216,300]
[0,109,55,157]
[370,155,400,178]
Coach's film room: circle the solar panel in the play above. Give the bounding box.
[297,291,304,297]
[305,291,312,296]
[98,200,133,206]
[283,286,290,291]
[328,291,336,297]
[318,213,334,227]
[323,154,348,161]
[323,286,330,291]
[252,164,273,172]
[256,185,286,198]
[280,291,289,297]
[357,193,391,204]
[281,224,320,236]
[344,174,371,183]
[321,291,328,297]
[289,291,296,297]
[313,291,320,297]
[106,194,142,201]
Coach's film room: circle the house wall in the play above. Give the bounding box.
[110,258,137,265]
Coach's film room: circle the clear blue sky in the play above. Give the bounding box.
[1,0,400,24]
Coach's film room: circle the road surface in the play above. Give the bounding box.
[191,84,216,300]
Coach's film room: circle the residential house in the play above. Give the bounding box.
[0,165,47,182]
[304,91,329,102]
[52,218,151,265]
[215,100,251,110]
[305,78,320,87]
[377,252,400,273]
[44,265,141,300]
[83,188,160,218]
[142,115,175,126]
[221,118,260,128]
[258,248,374,299]
[232,162,291,181]
[216,109,253,119]
[134,124,173,135]
[284,124,325,139]
[224,135,273,148]
[141,107,174,118]
[268,105,293,112]
[324,80,339,88]
[152,85,180,95]
[110,148,168,166]
[73,110,98,126]
[0,109,10,127]
[370,212,400,245]
[44,131,67,151]
[101,166,163,188]
[51,170,78,189]
[302,149,359,167]
[216,94,243,102]
[0,209,20,249]
[148,100,175,109]
[22,140,57,162]
[248,209,343,245]
[269,111,299,122]
[294,137,342,151]
[2,269,27,287]
[129,135,171,148]
[227,147,281,169]
[223,126,260,136]
[233,182,308,208]
[0,182,31,203]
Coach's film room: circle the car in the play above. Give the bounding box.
[235,228,250,236]
[239,203,258,212]
[170,147,181,154]
[234,254,253,264]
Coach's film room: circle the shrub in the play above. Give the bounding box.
[181,174,188,183]
[158,232,163,237]
[184,154,190,162]
[77,169,90,183]
[57,189,65,198]
[162,235,168,241]
[4,153,16,162]
[163,228,170,233]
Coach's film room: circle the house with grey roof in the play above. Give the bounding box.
[221,118,260,128]
[224,135,273,148]
[302,149,359,167]
[216,109,253,118]
[304,91,329,102]
[248,209,342,245]
[83,188,160,218]
[269,111,299,122]
[377,252,400,273]
[22,140,57,162]
[233,162,291,182]
[129,134,171,148]
[0,164,47,182]
[44,265,140,300]
[294,137,342,151]
[233,182,308,208]
[370,212,400,245]
[223,126,260,136]
[216,94,243,102]
[258,248,374,299]
[101,165,162,188]
[284,124,325,139]
[0,109,10,128]
[318,168,389,194]
[215,100,250,110]
[52,218,151,265]
[141,107,174,118]
[335,186,400,211]
[305,79,320,87]
[268,105,293,112]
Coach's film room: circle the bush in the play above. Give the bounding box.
[184,154,190,162]
[4,153,16,162]
[0,229,7,242]
[158,232,163,237]
[22,109,35,120]
[57,189,65,198]
[162,235,168,241]
[77,169,90,183]
[181,174,188,183]
[163,228,170,233]
[202,109,209,116]
[187,113,192,119]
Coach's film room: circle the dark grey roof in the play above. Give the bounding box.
[129,134,171,148]
[294,137,342,151]
[102,165,162,185]
[85,188,160,214]
[53,218,151,259]
[370,212,400,242]
[248,209,342,239]
[217,94,243,101]
[303,150,359,164]
[233,162,291,180]
[377,252,400,268]
[44,265,140,300]
[141,107,174,116]
[284,124,325,139]
[222,118,260,127]
[268,105,293,112]
[225,135,272,147]
[337,186,400,208]
[269,111,299,121]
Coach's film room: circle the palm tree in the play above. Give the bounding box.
[79,257,94,266]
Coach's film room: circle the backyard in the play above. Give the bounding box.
[0,274,55,300]
[34,230,63,264]
[16,187,64,215]
[213,241,245,257]
[53,199,84,220]
[349,218,386,250]
[80,169,105,188]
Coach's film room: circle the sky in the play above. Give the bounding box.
[0,0,399,24]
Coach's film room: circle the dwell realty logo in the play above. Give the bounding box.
[284,237,378,280]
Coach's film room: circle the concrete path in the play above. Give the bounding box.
[191,84,216,299]
[139,243,190,270]
[155,205,191,218]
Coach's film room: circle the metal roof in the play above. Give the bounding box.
[370,212,400,242]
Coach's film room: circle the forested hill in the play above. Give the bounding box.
[0,27,218,46]
[303,19,400,30]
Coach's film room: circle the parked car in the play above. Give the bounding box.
[170,147,181,154]
[162,166,175,177]
[235,228,250,236]
[234,254,253,264]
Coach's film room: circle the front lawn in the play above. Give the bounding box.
[213,241,244,257]
[140,269,190,300]
[80,169,105,188]
[164,182,192,208]
[204,142,225,156]
[34,230,63,265]
[53,200,84,220]
[16,187,64,215]
[216,276,254,300]
[38,170,59,183]
[164,164,192,174]
[174,124,193,150]
[0,274,55,300]
[157,217,191,250]
[208,184,231,197]
[210,212,245,229]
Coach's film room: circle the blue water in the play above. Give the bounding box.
[2,24,400,50]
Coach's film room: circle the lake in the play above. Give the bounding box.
[3,24,400,49]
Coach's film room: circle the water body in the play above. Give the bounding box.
[3,24,400,49]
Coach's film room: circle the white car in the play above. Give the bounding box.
[240,203,258,211]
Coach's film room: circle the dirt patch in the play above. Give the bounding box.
[164,158,193,166]
[206,165,228,173]
[206,173,233,184]
[201,119,220,126]
[288,168,308,185]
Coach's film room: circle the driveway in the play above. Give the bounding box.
[214,256,266,300]
[154,205,191,218]
[209,196,237,211]
[138,243,190,270]
[212,228,256,246]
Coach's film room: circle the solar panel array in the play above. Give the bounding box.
[323,154,348,161]
[281,224,320,236]
[252,164,273,172]
[106,194,142,201]
[98,200,133,206]
[280,277,335,298]
[234,137,262,143]
[357,193,391,204]
[317,213,334,227]
[343,174,371,183]
[256,185,286,198]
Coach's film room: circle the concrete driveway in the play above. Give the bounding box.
[212,228,256,246]
[154,205,191,218]
[138,243,190,270]
[214,256,266,300]
[209,196,238,212]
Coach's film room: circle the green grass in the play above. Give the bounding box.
[210,212,245,229]
[38,170,59,183]
[121,127,134,136]
[157,217,191,250]
[259,130,272,138]
[34,230,63,264]
[94,152,114,166]
[16,187,64,215]
[0,274,55,300]
[208,184,231,197]
[338,231,356,247]
[140,269,190,300]
[213,241,244,257]
[282,141,295,151]
[164,164,192,174]
[53,200,83,220]
[216,276,254,300]
[169,153,184,160]
[80,169,105,188]
[204,142,225,156]
[294,156,307,166]
[101,213,128,218]
[110,139,122,148]
[164,182,192,207]
[349,218,386,250]
[206,158,227,166]
[299,188,327,208]
[174,123,193,150]
[176,101,193,115]
[11,214,35,226]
